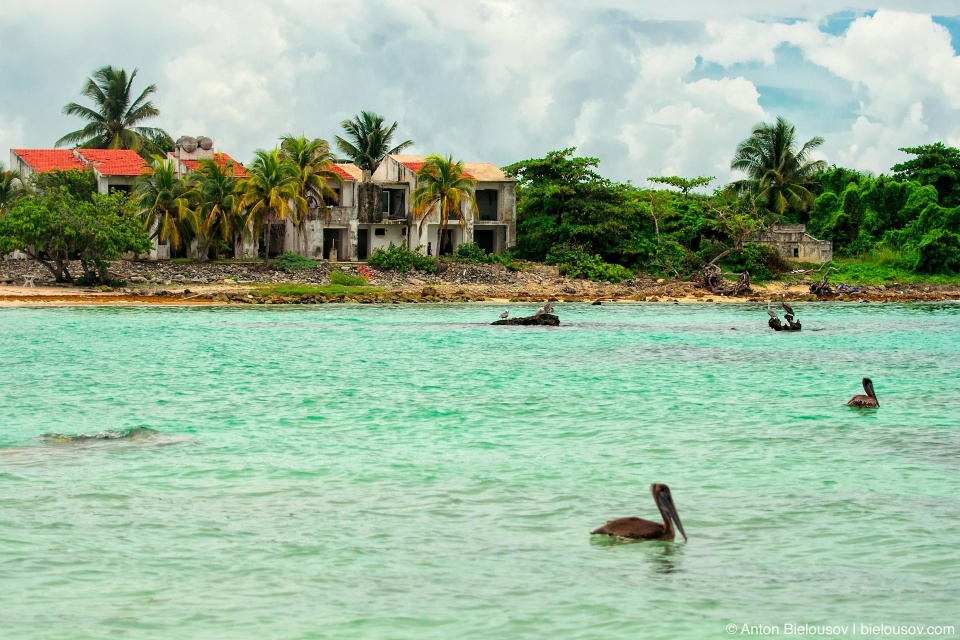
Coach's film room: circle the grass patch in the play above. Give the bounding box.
[779,249,960,286]
[254,284,383,297]
[329,269,368,286]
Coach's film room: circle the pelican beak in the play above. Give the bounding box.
[659,491,688,541]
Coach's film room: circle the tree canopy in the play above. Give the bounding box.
[56,65,172,158]
[335,111,413,174]
[729,116,827,219]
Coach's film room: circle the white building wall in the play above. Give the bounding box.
[368,225,407,254]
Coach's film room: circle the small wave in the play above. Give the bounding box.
[40,426,159,444]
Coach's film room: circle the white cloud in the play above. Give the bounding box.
[1,1,959,187]
[0,114,25,163]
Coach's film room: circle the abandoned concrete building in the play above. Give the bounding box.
[276,154,517,261]
[754,224,833,263]
[7,142,517,263]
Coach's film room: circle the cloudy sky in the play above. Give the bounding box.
[2,1,959,188]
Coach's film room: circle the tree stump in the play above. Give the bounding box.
[768,316,802,332]
[492,313,560,326]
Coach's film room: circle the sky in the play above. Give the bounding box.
[2,1,959,189]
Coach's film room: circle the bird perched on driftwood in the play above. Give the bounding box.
[543,301,554,314]
[499,310,509,320]
[780,294,795,318]
[766,303,779,321]
[535,306,546,316]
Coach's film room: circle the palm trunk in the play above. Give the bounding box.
[263,221,270,265]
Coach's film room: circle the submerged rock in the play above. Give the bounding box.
[491,313,560,326]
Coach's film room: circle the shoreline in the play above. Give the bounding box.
[2,282,958,308]
[2,259,958,307]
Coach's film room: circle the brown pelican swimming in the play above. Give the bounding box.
[847,377,879,408]
[499,310,509,320]
[591,483,687,542]
[780,295,795,318]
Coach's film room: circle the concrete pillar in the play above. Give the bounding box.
[348,220,359,261]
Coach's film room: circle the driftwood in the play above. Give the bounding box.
[768,315,802,332]
[701,264,752,296]
[492,313,560,326]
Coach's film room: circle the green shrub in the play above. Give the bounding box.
[721,242,789,281]
[453,242,520,270]
[367,242,437,273]
[546,244,633,282]
[329,269,368,286]
[914,229,960,274]
[270,252,318,272]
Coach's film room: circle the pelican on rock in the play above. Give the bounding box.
[499,310,509,320]
[591,483,687,542]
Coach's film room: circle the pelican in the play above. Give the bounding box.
[766,303,779,321]
[781,295,795,318]
[535,306,546,316]
[543,301,554,314]
[847,377,879,408]
[499,310,509,320]
[591,483,687,542]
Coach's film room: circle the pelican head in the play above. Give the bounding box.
[652,483,687,541]
[862,377,877,401]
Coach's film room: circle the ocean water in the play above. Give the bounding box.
[1,302,958,639]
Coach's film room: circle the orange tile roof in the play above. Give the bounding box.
[13,149,85,172]
[399,159,473,179]
[180,153,249,178]
[329,164,355,181]
[76,149,149,176]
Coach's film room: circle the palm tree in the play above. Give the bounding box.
[56,65,172,157]
[729,116,827,217]
[192,154,241,262]
[239,148,303,264]
[335,111,413,174]
[279,135,343,254]
[134,157,197,253]
[412,154,478,256]
[0,162,26,213]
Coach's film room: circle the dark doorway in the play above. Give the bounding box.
[474,229,496,254]
[358,229,369,261]
[323,229,342,261]
[439,229,455,256]
[260,223,285,258]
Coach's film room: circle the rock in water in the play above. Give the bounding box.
[491,313,560,326]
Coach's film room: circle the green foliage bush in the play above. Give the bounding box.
[269,252,318,272]
[0,188,149,284]
[328,269,368,286]
[914,229,960,274]
[452,242,519,270]
[367,242,437,273]
[546,244,633,282]
[720,242,789,281]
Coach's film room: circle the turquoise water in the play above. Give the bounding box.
[1,303,959,639]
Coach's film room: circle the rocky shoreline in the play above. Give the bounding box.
[1,259,959,305]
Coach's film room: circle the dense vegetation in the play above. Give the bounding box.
[0,170,150,283]
[4,65,960,285]
[505,134,960,282]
